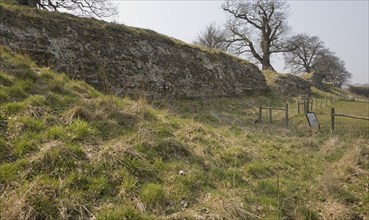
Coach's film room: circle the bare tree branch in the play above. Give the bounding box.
[284,34,324,74]
[193,22,229,52]
[23,0,117,18]
[313,49,351,87]
[222,0,290,71]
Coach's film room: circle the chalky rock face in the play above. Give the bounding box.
[273,74,311,96]
[0,5,267,98]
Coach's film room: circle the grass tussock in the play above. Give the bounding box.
[0,46,368,219]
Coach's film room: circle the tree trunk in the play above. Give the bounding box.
[17,0,37,7]
[27,0,37,7]
[261,53,276,72]
[261,37,276,72]
[17,0,28,5]
[311,72,327,91]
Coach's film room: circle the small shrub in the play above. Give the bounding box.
[0,71,14,86]
[220,150,252,167]
[65,172,90,191]
[46,125,68,140]
[300,206,319,220]
[0,163,19,184]
[152,123,174,138]
[25,95,47,106]
[179,166,212,191]
[121,156,159,181]
[358,145,369,170]
[26,178,60,219]
[6,80,34,100]
[45,93,77,108]
[211,167,245,187]
[338,189,359,204]
[117,168,138,196]
[247,163,274,179]
[152,138,191,161]
[30,143,86,176]
[38,68,55,79]
[211,167,228,180]
[300,138,320,149]
[256,180,279,197]
[2,102,28,115]
[67,80,100,99]
[13,53,36,69]
[86,176,112,198]
[96,205,153,220]
[0,137,11,164]
[18,116,46,132]
[64,172,113,200]
[167,179,195,205]
[0,90,9,103]
[0,159,26,184]
[66,119,97,141]
[12,136,39,157]
[140,183,165,206]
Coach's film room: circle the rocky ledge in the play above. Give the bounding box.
[0,5,267,98]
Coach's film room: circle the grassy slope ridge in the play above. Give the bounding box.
[0,47,368,219]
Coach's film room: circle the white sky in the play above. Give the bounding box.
[108,0,369,85]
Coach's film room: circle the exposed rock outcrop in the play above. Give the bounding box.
[273,74,311,96]
[0,5,267,98]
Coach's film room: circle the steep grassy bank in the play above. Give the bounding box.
[0,48,368,219]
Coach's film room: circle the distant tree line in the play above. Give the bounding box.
[194,0,352,87]
[348,86,369,98]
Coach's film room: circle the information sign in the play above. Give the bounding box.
[306,112,320,128]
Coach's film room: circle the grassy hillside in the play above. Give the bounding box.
[0,47,368,219]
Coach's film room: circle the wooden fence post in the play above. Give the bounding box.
[259,104,262,123]
[315,98,318,109]
[285,103,289,128]
[269,105,272,124]
[303,100,306,113]
[331,108,335,133]
[297,101,300,115]
[310,99,313,111]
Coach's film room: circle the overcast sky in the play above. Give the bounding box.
[108,0,368,85]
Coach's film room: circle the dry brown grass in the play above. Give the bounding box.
[317,138,368,219]
[319,199,353,220]
[0,187,34,220]
[320,137,341,156]
[319,141,361,193]
[94,140,145,170]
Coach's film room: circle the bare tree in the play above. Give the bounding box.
[222,0,290,71]
[284,34,324,74]
[18,0,117,18]
[313,49,351,87]
[193,22,228,51]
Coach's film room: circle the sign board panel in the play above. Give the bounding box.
[306,112,320,128]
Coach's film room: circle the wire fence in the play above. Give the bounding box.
[255,94,369,137]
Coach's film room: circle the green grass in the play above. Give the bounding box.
[0,46,368,219]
